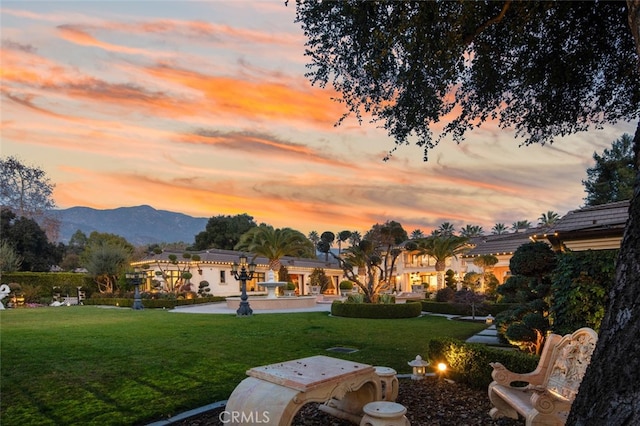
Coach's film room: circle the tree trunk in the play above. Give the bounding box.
[568,120,640,424]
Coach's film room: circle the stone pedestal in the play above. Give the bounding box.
[374,366,399,401]
[360,401,410,426]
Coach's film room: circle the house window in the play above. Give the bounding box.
[220,270,226,284]
[245,272,266,292]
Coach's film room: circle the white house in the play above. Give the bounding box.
[132,248,344,297]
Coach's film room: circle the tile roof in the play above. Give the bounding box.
[463,230,539,257]
[137,248,341,270]
[541,200,629,234]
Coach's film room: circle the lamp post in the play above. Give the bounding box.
[125,268,146,310]
[231,254,255,317]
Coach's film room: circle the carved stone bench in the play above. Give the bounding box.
[488,327,598,426]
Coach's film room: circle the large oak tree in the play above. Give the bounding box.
[294,1,640,423]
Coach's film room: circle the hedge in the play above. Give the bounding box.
[84,296,225,309]
[331,301,422,319]
[1,272,92,290]
[426,337,539,389]
[421,301,520,316]
[1,272,96,303]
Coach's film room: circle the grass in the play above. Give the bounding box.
[0,305,487,425]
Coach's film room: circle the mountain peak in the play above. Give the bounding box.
[55,205,208,245]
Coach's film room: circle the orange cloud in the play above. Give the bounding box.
[143,63,342,127]
[57,25,148,55]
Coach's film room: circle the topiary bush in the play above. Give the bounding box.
[331,300,421,318]
[426,337,539,389]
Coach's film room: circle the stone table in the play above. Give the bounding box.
[224,355,381,425]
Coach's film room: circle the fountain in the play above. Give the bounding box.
[258,270,287,299]
[225,270,318,310]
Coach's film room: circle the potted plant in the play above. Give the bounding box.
[339,280,354,296]
[283,282,296,297]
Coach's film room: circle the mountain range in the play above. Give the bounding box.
[55,205,209,246]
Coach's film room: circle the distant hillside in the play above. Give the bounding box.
[55,205,208,245]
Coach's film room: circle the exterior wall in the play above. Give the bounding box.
[398,251,467,293]
[562,237,622,251]
[132,253,344,298]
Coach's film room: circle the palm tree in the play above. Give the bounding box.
[416,235,470,290]
[511,220,532,233]
[410,229,425,239]
[307,231,320,246]
[337,230,352,254]
[318,231,335,261]
[538,211,560,228]
[431,222,456,237]
[234,226,315,277]
[491,223,508,235]
[348,231,362,246]
[460,224,484,237]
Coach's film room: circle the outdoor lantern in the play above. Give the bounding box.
[408,355,429,380]
[437,363,447,373]
[231,254,256,317]
[486,314,494,325]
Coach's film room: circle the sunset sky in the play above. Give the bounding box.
[1,1,635,238]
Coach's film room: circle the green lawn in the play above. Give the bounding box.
[0,305,486,425]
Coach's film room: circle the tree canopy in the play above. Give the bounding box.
[295,1,639,160]
[0,156,59,240]
[193,213,257,250]
[0,208,61,272]
[0,156,56,217]
[583,133,636,206]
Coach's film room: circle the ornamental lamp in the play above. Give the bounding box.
[408,355,429,380]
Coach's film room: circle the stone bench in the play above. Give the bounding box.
[488,327,597,426]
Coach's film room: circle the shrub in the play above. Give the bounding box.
[310,268,331,293]
[435,287,455,302]
[551,249,618,335]
[331,301,421,318]
[377,293,395,304]
[509,241,557,278]
[346,293,365,303]
[426,337,539,389]
[198,281,211,296]
[339,280,354,290]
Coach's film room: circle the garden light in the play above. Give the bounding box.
[408,355,429,380]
